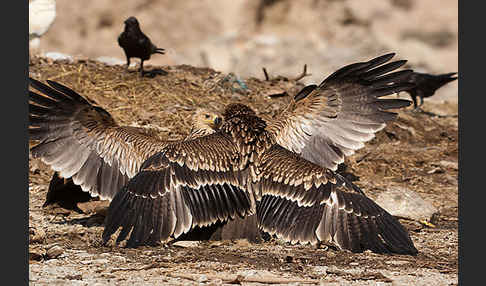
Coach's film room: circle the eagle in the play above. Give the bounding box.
[102,53,418,255]
[29,78,222,202]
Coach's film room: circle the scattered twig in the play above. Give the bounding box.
[262,67,270,81]
[293,64,312,81]
[262,64,311,82]
[268,91,288,98]
[356,152,372,164]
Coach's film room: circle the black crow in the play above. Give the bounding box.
[118,16,165,76]
[403,72,457,109]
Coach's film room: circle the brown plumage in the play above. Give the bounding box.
[29,78,222,202]
[102,53,418,255]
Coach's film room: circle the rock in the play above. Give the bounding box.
[46,245,63,259]
[95,56,126,66]
[374,187,438,221]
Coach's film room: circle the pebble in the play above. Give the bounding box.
[46,245,64,259]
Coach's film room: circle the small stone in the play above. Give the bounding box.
[46,245,63,259]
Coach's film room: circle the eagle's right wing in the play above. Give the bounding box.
[29,78,168,200]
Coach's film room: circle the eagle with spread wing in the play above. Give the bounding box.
[29,78,222,202]
[102,53,418,254]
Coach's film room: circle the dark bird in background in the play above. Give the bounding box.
[402,72,457,109]
[102,53,418,255]
[118,16,165,77]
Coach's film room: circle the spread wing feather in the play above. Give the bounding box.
[256,145,417,254]
[102,132,254,247]
[29,78,169,200]
[267,53,414,170]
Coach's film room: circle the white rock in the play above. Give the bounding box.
[375,187,438,221]
[43,52,74,63]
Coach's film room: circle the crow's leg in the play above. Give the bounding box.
[126,57,131,70]
[139,60,145,76]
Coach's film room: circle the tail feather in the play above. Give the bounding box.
[154,47,165,55]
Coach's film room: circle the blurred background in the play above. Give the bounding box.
[31,0,458,103]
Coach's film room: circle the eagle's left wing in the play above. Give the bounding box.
[266,53,414,171]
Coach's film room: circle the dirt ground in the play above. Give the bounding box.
[28,57,458,285]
